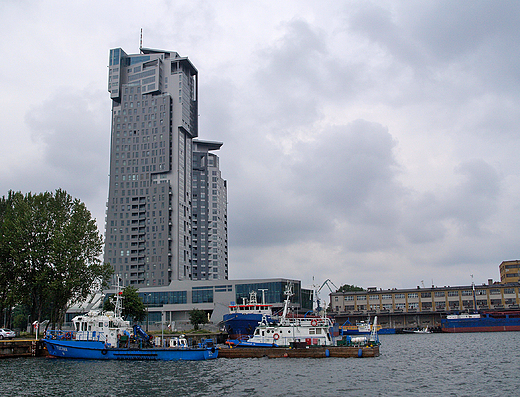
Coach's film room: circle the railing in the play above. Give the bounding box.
[45,330,107,342]
[44,330,76,340]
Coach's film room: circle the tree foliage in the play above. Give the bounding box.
[121,286,146,323]
[337,284,365,292]
[0,189,112,329]
[189,309,208,330]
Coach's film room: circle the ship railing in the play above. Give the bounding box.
[280,317,332,327]
[75,330,107,342]
[44,330,76,340]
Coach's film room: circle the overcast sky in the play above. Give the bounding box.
[1,0,520,291]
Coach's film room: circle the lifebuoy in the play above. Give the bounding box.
[273,333,280,340]
[311,319,318,326]
[101,349,108,355]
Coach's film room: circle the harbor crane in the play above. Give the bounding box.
[312,279,339,314]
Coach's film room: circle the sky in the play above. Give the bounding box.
[1,0,520,291]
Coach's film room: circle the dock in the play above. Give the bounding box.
[218,345,379,358]
[0,339,47,358]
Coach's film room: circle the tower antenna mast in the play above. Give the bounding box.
[139,28,143,52]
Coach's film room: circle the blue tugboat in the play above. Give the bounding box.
[43,283,218,361]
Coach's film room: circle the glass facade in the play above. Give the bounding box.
[139,291,187,307]
[192,286,214,303]
[235,281,302,306]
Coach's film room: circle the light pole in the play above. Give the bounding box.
[146,293,151,332]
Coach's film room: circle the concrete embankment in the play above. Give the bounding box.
[0,340,47,358]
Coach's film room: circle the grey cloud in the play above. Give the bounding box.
[229,119,404,254]
[23,88,109,207]
[290,120,401,225]
[446,159,500,233]
[400,159,501,244]
[253,19,328,129]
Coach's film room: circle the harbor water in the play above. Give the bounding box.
[1,332,520,396]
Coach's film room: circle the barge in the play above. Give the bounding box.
[219,345,379,358]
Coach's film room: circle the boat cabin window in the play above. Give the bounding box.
[254,329,260,335]
[75,322,80,332]
[99,322,103,327]
[109,321,114,328]
[88,325,92,331]
[82,322,87,331]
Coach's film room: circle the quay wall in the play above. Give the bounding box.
[0,340,47,358]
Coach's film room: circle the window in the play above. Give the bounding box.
[192,286,213,303]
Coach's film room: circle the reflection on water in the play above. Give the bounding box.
[1,332,520,396]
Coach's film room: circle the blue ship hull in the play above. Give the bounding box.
[43,339,218,361]
[441,312,520,333]
[222,313,273,338]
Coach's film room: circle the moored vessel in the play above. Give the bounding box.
[227,284,380,349]
[42,281,218,361]
[222,290,275,339]
[339,317,396,335]
[441,311,520,333]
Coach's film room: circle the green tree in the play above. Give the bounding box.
[0,189,113,329]
[189,308,208,330]
[0,193,19,327]
[45,190,112,328]
[337,284,365,292]
[109,286,147,323]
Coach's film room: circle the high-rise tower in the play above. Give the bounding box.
[104,47,198,286]
[192,140,228,280]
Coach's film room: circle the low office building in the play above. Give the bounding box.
[500,260,520,283]
[68,278,313,330]
[330,281,520,330]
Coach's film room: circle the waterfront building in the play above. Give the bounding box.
[191,140,228,280]
[500,260,520,283]
[104,46,213,286]
[330,281,520,330]
[67,278,313,329]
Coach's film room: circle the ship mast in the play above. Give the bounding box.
[281,284,294,319]
[113,276,124,318]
